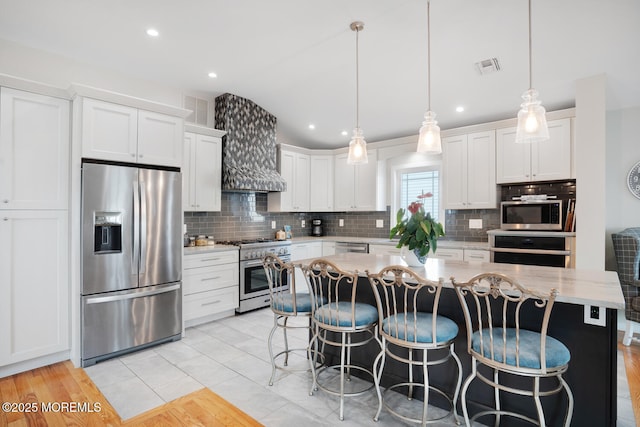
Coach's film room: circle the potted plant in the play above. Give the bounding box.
[389,192,445,266]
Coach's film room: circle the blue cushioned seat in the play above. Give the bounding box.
[272,293,314,313]
[315,302,378,327]
[382,312,458,343]
[472,328,571,369]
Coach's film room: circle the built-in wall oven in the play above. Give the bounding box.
[489,231,575,268]
[225,239,291,313]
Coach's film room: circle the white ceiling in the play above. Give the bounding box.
[0,0,638,149]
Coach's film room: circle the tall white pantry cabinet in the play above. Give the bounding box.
[0,87,70,373]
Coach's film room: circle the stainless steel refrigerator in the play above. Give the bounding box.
[81,161,182,366]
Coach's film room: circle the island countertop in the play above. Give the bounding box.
[295,252,624,310]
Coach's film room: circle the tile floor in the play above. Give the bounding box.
[85,308,637,426]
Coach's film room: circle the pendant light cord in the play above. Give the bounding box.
[528,0,532,90]
[427,0,432,111]
[355,25,360,128]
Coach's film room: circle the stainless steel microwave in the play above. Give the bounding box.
[500,200,563,231]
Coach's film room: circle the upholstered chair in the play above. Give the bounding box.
[612,228,640,346]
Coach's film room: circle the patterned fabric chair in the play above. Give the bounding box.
[302,258,378,421]
[262,253,315,386]
[452,273,573,427]
[367,265,462,426]
[612,228,640,346]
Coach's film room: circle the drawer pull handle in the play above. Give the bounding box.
[201,300,221,306]
[201,258,220,262]
[201,276,221,281]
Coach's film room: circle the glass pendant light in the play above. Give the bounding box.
[347,21,368,165]
[515,0,549,143]
[417,0,441,154]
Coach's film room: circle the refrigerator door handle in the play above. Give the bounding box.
[139,180,147,275]
[85,283,181,305]
[132,180,140,276]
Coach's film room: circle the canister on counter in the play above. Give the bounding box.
[196,235,207,246]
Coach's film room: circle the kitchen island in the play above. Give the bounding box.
[296,253,624,427]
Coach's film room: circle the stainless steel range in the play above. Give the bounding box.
[218,239,291,313]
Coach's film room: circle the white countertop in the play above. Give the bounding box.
[183,244,238,255]
[294,253,624,310]
[290,236,489,250]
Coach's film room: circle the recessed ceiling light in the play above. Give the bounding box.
[341,130,348,136]
[207,72,217,78]
[308,124,315,130]
[146,28,159,37]
[456,106,465,113]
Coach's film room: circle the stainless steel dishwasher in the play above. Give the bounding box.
[335,241,369,254]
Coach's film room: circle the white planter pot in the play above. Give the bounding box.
[400,246,427,267]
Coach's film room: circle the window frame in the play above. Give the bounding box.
[391,163,444,230]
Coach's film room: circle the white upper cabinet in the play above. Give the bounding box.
[183,132,222,212]
[0,88,70,210]
[443,131,497,210]
[496,118,572,184]
[309,155,334,211]
[82,98,183,167]
[334,149,381,211]
[268,148,310,212]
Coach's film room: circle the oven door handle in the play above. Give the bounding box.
[489,247,571,256]
[242,259,265,268]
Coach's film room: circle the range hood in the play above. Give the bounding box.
[215,93,286,192]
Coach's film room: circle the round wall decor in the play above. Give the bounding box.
[627,161,640,199]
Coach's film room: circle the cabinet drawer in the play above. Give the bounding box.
[464,249,490,263]
[183,264,238,295]
[432,248,464,260]
[184,287,238,321]
[184,250,238,269]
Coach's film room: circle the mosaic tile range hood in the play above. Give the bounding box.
[215,93,287,192]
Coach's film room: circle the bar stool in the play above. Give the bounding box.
[452,273,573,427]
[263,253,316,386]
[367,265,462,426]
[302,258,379,421]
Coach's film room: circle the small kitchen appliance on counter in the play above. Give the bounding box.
[311,219,323,236]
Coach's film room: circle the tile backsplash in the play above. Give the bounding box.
[184,193,497,243]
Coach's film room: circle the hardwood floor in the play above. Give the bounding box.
[621,341,640,424]
[0,361,262,427]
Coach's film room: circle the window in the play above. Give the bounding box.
[396,167,441,221]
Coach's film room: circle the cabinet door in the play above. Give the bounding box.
[310,155,334,211]
[496,127,530,184]
[466,131,497,209]
[278,150,296,211]
[354,149,378,210]
[442,135,468,209]
[431,248,463,261]
[137,110,183,167]
[182,132,196,211]
[194,135,222,211]
[530,118,572,182]
[81,98,137,163]
[333,153,355,210]
[0,88,69,210]
[0,211,69,365]
[292,153,310,211]
[464,249,490,262]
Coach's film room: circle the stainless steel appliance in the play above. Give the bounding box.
[81,161,182,367]
[229,239,291,313]
[500,199,563,231]
[489,233,574,268]
[335,241,369,254]
[311,219,323,236]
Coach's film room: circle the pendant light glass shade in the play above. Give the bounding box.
[515,0,549,143]
[347,127,368,164]
[347,21,368,165]
[417,110,441,153]
[417,0,441,154]
[516,88,549,143]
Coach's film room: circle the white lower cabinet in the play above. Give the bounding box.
[322,241,336,256]
[0,211,69,368]
[183,250,239,326]
[463,249,490,262]
[431,248,464,261]
[290,241,323,293]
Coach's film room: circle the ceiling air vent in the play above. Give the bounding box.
[475,58,501,75]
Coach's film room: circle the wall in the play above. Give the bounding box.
[605,106,640,270]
